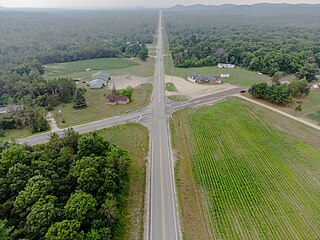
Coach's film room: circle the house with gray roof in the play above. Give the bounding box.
[87,71,110,89]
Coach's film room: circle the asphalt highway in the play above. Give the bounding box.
[16,11,244,240]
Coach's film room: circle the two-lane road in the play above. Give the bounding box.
[149,12,180,240]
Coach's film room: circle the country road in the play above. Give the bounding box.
[16,11,245,240]
[148,12,179,240]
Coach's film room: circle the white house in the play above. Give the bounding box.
[220,73,230,78]
[218,63,235,69]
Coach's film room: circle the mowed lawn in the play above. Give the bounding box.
[92,123,148,240]
[45,57,155,78]
[170,98,320,239]
[53,83,152,128]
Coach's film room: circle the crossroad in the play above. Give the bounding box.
[17,11,243,240]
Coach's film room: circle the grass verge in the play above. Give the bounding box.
[165,82,177,92]
[82,123,149,240]
[167,95,189,102]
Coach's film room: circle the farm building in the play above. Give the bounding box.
[106,94,129,105]
[187,72,221,84]
[218,63,235,68]
[221,73,230,78]
[87,71,110,89]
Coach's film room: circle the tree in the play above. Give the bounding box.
[99,198,117,224]
[6,163,33,194]
[0,219,14,240]
[45,220,84,240]
[116,87,133,102]
[268,84,292,105]
[31,110,49,133]
[26,196,59,238]
[138,45,148,61]
[77,133,110,158]
[64,190,97,221]
[0,145,31,170]
[248,83,269,99]
[272,71,284,84]
[295,104,302,112]
[295,64,319,82]
[288,80,310,98]
[14,175,53,213]
[73,89,87,109]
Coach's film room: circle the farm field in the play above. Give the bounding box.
[53,83,152,128]
[92,123,149,240]
[170,98,320,239]
[45,56,155,79]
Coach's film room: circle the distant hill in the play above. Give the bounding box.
[167,3,320,16]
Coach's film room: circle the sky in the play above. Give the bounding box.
[0,0,319,8]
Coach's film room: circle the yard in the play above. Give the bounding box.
[170,98,320,239]
[53,83,152,128]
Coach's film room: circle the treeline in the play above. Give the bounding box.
[249,80,310,105]
[164,10,320,78]
[0,10,157,71]
[0,130,131,239]
[0,68,77,133]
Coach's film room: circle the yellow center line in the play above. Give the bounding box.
[159,121,166,240]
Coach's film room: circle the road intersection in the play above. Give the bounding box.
[17,12,243,240]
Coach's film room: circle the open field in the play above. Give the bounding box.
[84,123,149,240]
[53,83,152,128]
[45,56,155,79]
[170,98,320,239]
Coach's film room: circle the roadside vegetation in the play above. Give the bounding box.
[170,98,320,239]
[165,82,177,92]
[0,130,130,239]
[167,95,189,102]
[0,123,148,239]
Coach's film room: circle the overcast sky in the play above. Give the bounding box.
[1,0,319,8]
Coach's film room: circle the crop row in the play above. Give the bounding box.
[186,100,320,239]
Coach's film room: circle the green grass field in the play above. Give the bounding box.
[165,82,177,92]
[45,57,155,79]
[53,83,152,128]
[93,123,148,240]
[171,98,320,239]
[167,95,189,102]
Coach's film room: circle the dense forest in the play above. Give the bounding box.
[0,10,157,70]
[0,10,157,134]
[164,5,320,78]
[0,130,131,239]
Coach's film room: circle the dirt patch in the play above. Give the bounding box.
[109,75,149,90]
[165,75,237,99]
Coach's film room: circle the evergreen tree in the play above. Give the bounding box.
[73,89,87,109]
